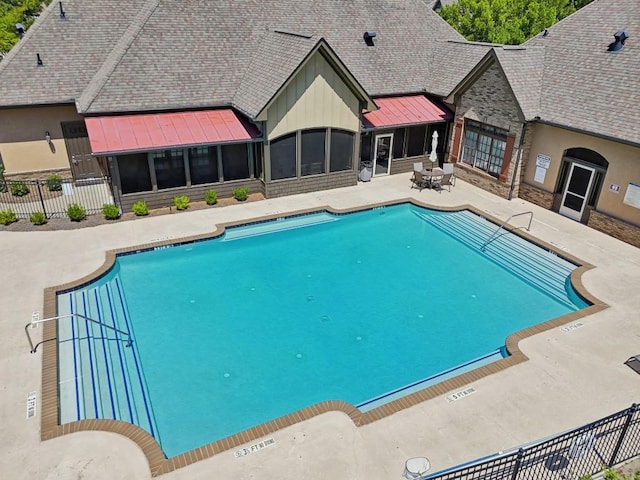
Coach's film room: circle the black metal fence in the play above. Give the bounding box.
[425,403,640,480]
[0,176,114,219]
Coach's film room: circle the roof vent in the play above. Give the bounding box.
[59,1,66,19]
[607,30,628,52]
[542,29,549,37]
[363,31,376,46]
[36,53,43,66]
[15,23,25,38]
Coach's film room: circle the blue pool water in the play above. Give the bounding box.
[57,203,588,457]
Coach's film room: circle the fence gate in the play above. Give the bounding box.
[61,121,105,180]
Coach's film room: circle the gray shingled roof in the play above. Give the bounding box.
[524,0,640,145]
[0,0,464,114]
[0,0,148,107]
[493,46,545,121]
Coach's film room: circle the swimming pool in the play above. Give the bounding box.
[54,203,590,460]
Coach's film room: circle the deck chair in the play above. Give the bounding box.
[411,170,428,191]
[413,161,423,172]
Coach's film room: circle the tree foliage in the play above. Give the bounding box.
[439,0,594,45]
[0,0,50,56]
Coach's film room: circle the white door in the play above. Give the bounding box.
[559,163,595,221]
[373,134,393,176]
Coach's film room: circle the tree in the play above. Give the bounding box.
[0,0,51,56]
[439,0,594,45]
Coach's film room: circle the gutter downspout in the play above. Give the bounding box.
[508,121,528,200]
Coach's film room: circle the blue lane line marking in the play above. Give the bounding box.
[106,283,134,423]
[94,288,116,419]
[356,349,502,409]
[82,291,100,417]
[69,294,81,421]
[115,277,156,438]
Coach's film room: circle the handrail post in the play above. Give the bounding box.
[608,403,638,467]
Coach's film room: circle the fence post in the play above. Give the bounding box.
[510,448,524,480]
[608,403,638,467]
[36,180,47,218]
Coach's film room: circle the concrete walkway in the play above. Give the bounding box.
[1,174,639,480]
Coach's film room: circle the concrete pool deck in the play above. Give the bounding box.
[1,174,639,479]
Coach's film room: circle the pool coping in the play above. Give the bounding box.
[39,199,608,477]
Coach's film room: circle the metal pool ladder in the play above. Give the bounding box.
[25,312,133,354]
[480,211,533,251]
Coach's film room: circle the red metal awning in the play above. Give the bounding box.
[362,95,452,129]
[86,109,261,155]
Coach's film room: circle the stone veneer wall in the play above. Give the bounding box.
[587,210,640,248]
[264,171,356,198]
[448,61,527,199]
[120,179,264,211]
[519,183,555,209]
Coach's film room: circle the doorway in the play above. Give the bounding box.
[373,134,393,176]
[61,121,106,180]
[559,163,595,221]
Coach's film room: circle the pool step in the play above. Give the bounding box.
[413,209,579,308]
[57,277,157,439]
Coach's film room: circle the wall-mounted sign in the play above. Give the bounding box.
[536,154,551,169]
[609,183,621,194]
[623,183,640,208]
[534,154,551,183]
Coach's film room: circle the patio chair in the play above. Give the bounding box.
[411,170,429,191]
[435,173,454,192]
[442,162,456,186]
[413,161,423,172]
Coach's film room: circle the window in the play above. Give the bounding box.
[153,149,186,189]
[221,143,250,181]
[270,133,297,180]
[406,125,427,157]
[360,132,372,164]
[393,128,405,159]
[461,120,508,177]
[188,147,219,185]
[329,129,354,172]
[117,153,151,194]
[301,129,326,176]
[254,143,264,181]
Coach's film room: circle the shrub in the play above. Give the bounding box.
[66,203,86,222]
[205,189,218,205]
[102,203,121,220]
[45,174,63,192]
[232,186,248,202]
[132,201,149,216]
[29,211,47,225]
[9,180,29,197]
[0,209,17,225]
[173,195,190,210]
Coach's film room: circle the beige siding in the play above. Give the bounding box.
[524,123,640,226]
[0,105,83,174]
[265,51,360,140]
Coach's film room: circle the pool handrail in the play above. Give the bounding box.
[480,211,533,251]
[25,312,133,354]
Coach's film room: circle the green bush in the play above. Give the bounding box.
[205,189,218,205]
[9,180,29,197]
[102,203,121,220]
[0,209,17,225]
[66,203,86,222]
[173,195,190,210]
[232,186,248,202]
[131,201,149,216]
[45,174,63,192]
[29,211,47,225]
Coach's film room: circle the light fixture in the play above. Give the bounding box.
[45,131,51,144]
